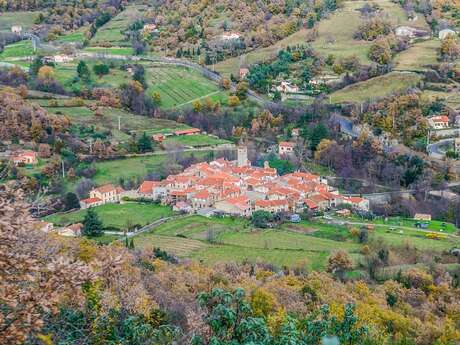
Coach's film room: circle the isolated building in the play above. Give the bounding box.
[439,29,457,40]
[428,115,449,129]
[11,150,37,165]
[278,141,296,156]
[11,25,22,34]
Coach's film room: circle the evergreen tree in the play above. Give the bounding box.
[137,132,152,153]
[29,56,44,77]
[64,192,80,211]
[77,61,91,82]
[129,238,135,249]
[82,208,103,237]
[133,64,146,88]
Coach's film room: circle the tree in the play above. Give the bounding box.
[93,63,110,77]
[30,56,44,76]
[368,38,392,65]
[440,35,460,61]
[37,66,55,80]
[307,123,329,151]
[0,187,91,344]
[152,91,162,105]
[228,95,240,106]
[64,192,80,211]
[137,132,153,153]
[251,210,273,228]
[77,61,91,82]
[133,64,146,88]
[82,208,103,237]
[327,250,353,281]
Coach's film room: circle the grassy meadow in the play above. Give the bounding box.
[0,11,40,33]
[45,203,174,230]
[132,214,460,270]
[329,71,422,103]
[394,40,440,71]
[90,5,144,47]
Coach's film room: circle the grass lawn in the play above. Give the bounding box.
[55,28,87,43]
[329,71,422,103]
[164,134,230,147]
[146,65,224,109]
[44,203,174,230]
[66,150,210,192]
[0,40,34,59]
[134,234,209,256]
[0,11,41,33]
[394,39,440,71]
[90,5,144,47]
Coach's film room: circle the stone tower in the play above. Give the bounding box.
[237,145,249,167]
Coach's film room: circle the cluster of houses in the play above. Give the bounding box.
[78,145,369,216]
[134,145,369,216]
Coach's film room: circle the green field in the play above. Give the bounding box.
[55,28,87,43]
[0,40,34,59]
[90,6,144,47]
[146,65,227,108]
[66,150,211,193]
[164,134,229,147]
[45,203,174,230]
[132,213,459,270]
[0,11,41,33]
[329,72,422,103]
[394,40,440,71]
[214,0,425,76]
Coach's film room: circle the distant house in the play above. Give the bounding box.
[214,195,252,217]
[276,81,300,94]
[79,197,103,209]
[80,184,125,209]
[11,25,22,34]
[278,141,296,156]
[53,55,74,63]
[395,26,429,38]
[142,23,158,34]
[173,201,192,213]
[254,199,289,213]
[428,115,450,129]
[239,67,249,79]
[174,128,201,136]
[59,223,83,237]
[345,197,370,212]
[11,150,37,165]
[455,137,460,154]
[414,213,432,221]
[291,128,300,137]
[439,29,457,40]
[152,134,165,142]
[221,32,241,40]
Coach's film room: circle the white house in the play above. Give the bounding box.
[221,32,241,40]
[276,81,300,94]
[54,55,74,63]
[11,25,22,34]
[278,141,296,156]
[439,29,457,40]
[428,115,450,129]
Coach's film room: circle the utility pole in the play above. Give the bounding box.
[89,138,93,154]
[61,160,65,178]
[118,116,121,131]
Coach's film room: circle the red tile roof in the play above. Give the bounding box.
[80,197,101,205]
[139,181,158,194]
[279,141,296,147]
[174,128,201,135]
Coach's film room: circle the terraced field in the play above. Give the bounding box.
[133,214,459,270]
[146,65,227,108]
[0,40,34,59]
